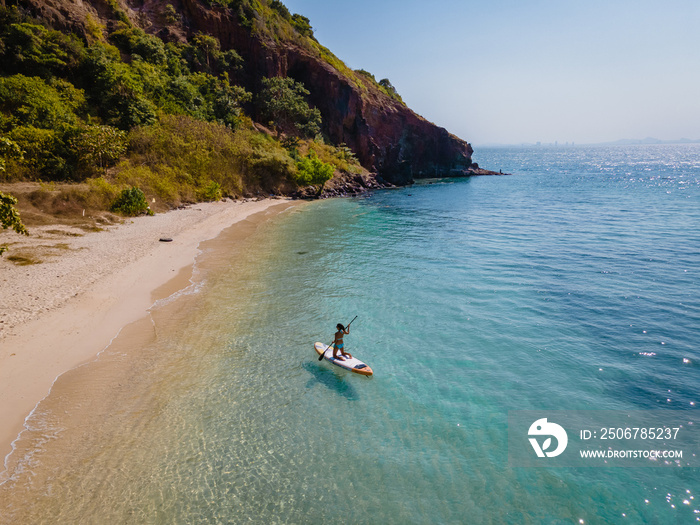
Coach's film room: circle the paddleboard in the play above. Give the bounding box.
[314,342,373,376]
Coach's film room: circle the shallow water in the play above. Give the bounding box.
[2,144,699,524]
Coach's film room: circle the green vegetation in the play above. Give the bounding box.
[355,69,404,104]
[0,137,23,172]
[68,125,128,171]
[0,2,369,220]
[378,78,402,103]
[295,150,334,185]
[290,14,313,38]
[0,6,253,184]
[0,15,85,78]
[293,140,361,175]
[116,114,299,206]
[162,5,180,25]
[110,187,151,216]
[0,191,28,254]
[0,191,28,235]
[258,76,321,138]
[269,1,291,20]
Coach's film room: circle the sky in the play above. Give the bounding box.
[281,0,700,146]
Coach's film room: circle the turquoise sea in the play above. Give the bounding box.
[2,144,699,524]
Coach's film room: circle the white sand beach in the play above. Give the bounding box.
[0,198,296,464]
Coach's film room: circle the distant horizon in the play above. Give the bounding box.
[472,137,700,148]
[282,0,700,146]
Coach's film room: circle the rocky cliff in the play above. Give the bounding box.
[12,0,479,185]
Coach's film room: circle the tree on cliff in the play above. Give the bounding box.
[290,14,314,38]
[258,76,321,139]
[378,78,403,104]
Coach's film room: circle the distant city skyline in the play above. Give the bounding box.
[281,0,700,146]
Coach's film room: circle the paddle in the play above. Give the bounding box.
[319,315,357,361]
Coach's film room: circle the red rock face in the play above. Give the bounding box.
[19,0,475,184]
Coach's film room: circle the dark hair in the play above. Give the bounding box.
[337,323,345,330]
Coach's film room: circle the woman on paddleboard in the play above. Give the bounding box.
[333,323,352,361]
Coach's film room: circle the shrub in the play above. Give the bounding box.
[163,4,180,24]
[378,78,403,103]
[109,23,166,65]
[106,0,130,24]
[84,14,105,43]
[354,69,404,104]
[295,150,334,185]
[0,191,28,235]
[291,14,313,38]
[110,186,150,216]
[306,141,362,175]
[8,125,70,179]
[355,69,375,81]
[197,180,222,201]
[68,124,127,175]
[270,1,291,19]
[0,136,23,172]
[88,176,119,203]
